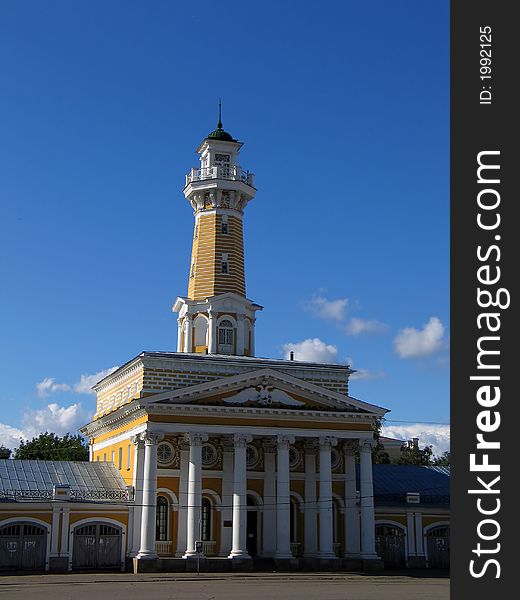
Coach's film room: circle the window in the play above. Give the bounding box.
[221,253,229,274]
[218,320,234,350]
[156,496,168,541]
[157,441,176,466]
[118,447,123,470]
[194,224,198,238]
[127,444,131,470]
[221,215,228,234]
[103,453,107,462]
[201,497,212,541]
[290,499,297,543]
[191,260,195,277]
[111,450,115,464]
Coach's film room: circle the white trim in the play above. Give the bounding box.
[246,489,264,508]
[332,492,346,514]
[0,517,52,572]
[289,491,305,514]
[92,423,146,452]
[157,488,179,511]
[68,517,127,572]
[202,489,222,512]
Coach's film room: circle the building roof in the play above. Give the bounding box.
[0,460,129,503]
[370,464,450,507]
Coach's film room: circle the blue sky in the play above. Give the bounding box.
[0,1,449,453]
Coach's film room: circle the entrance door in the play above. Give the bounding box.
[427,526,450,569]
[375,524,406,568]
[246,511,258,557]
[0,522,46,572]
[73,522,121,570]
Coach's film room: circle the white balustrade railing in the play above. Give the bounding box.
[155,540,173,556]
[185,165,254,186]
[290,542,302,557]
[201,540,217,556]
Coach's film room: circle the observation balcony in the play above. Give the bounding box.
[185,165,254,188]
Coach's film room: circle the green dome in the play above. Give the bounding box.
[207,120,235,142]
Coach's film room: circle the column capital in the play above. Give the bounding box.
[318,436,338,450]
[343,440,359,456]
[131,434,145,448]
[262,438,277,454]
[276,434,295,450]
[360,439,375,453]
[186,432,209,446]
[303,439,318,454]
[233,433,253,448]
[140,431,164,446]
[184,313,192,322]
[177,317,183,326]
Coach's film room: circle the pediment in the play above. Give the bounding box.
[141,368,387,417]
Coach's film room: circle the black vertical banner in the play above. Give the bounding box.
[451,1,518,597]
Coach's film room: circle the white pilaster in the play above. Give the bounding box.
[208,311,217,353]
[275,434,294,558]
[219,438,234,556]
[360,440,378,559]
[262,439,277,557]
[183,432,208,558]
[250,319,255,357]
[236,314,245,356]
[318,436,337,558]
[130,435,145,556]
[50,507,60,556]
[414,512,424,556]
[303,441,318,557]
[175,440,190,556]
[229,433,252,558]
[344,441,360,557]
[406,511,416,558]
[177,318,183,352]
[60,508,70,557]
[137,431,164,559]
[183,315,193,353]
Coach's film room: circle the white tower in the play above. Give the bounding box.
[173,106,262,356]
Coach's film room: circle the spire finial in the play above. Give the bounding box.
[217,98,222,129]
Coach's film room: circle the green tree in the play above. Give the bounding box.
[13,432,89,461]
[0,445,12,459]
[371,418,391,464]
[432,450,451,466]
[397,441,433,466]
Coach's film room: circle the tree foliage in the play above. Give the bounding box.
[13,432,89,461]
[0,445,12,459]
[432,450,451,466]
[371,419,391,464]
[397,442,434,466]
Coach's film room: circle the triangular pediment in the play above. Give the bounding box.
[140,368,388,417]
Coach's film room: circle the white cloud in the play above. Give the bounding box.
[393,317,445,358]
[73,366,119,394]
[0,423,26,451]
[345,356,385,381]
[282,338,338,363]
[382,422,450,457]
[36,377,71,397]
[22,402,90,438]
[305,294,348,322]
[345,317,389,336]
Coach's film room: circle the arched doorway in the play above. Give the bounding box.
[72,522,122,570]
[217,319,234,354]
[246,495,258,557]
[426,525,450,569]
[375,523,406,568]
[0,521,47,572]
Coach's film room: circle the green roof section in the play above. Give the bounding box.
[207,120,236,142]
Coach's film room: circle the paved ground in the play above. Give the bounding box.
[0,572,450,600]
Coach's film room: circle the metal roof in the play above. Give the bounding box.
[369,464,450,507]
[0,460,129,502]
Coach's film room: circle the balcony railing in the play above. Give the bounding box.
[155,540,173,556]
[185,165,254,187]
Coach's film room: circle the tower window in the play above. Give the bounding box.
[221,215,228,235]
[218,319,234,352]
[191,260,195,277]
[221,253,229,274]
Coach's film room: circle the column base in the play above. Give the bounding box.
[133,556,160,573]
[136,551,158,560]
[344,552,361,559]
[183,551,205,559]
[228,551,251,559]
[273,552,294,559]
[317,552,338,560]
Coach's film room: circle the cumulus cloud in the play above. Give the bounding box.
[22,402,90,438]
[73,366,119,394]
[382,422,450,457]
[36,377,71,397]
[345,356,385,381]
[305,294,348,322]
[0,423,26,451]
[393,317,445,358]
[345,317,389,336]
[282,338,338,363]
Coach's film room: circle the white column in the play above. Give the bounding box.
[318,436,337,558]
[219,437,234,556]
[250,319,256,357]
[406,511,416,559]
[183,432,208,558]
[175,439,190,556]
[208,310,217,353]
[344,441,361,557]
[137,431,164,559]
[60,508,70,557]
[415,512,424,557]
[229,433,252,558]
[130,435,145,556]
[183,315,193,353]
[50,507,60,556]
[177,318,183,352]
[360,440,378,559]
[262,439,277,557]
[303,441,318,557]
[236,315,245,356]
[275,434,294,558]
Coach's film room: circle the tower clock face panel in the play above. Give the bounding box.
[214,154,230,164]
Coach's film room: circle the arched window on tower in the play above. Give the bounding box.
[201,497,212,541]
[193,315,208,351]
[217,320,234,354]
[156,496,168,541]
